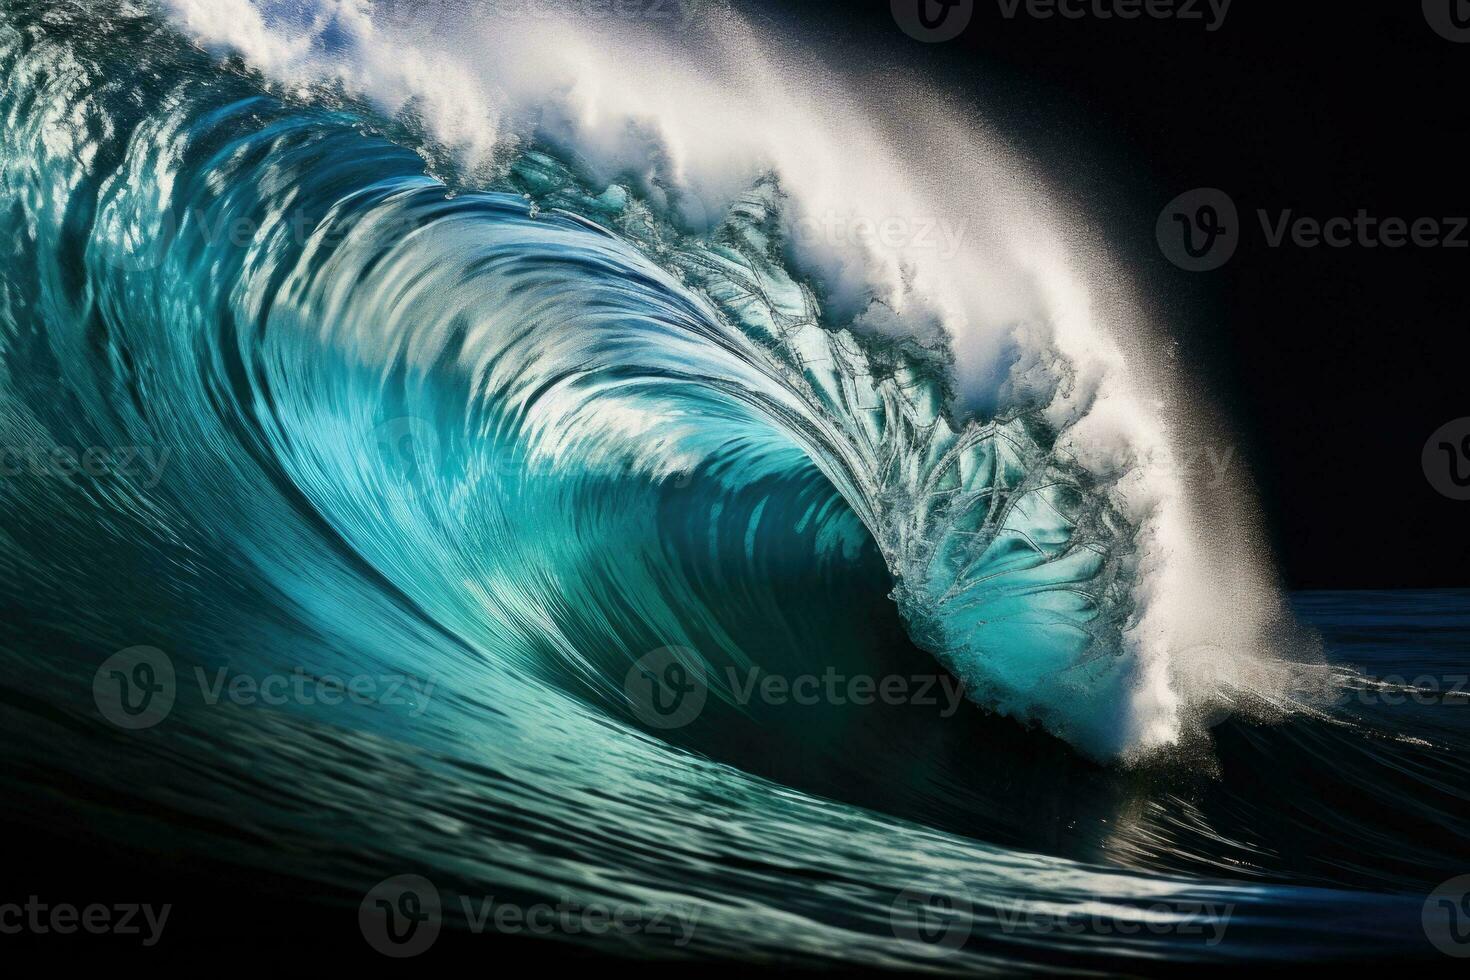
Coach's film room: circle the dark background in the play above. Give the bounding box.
[746,0,1470,590]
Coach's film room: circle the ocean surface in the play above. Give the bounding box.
[0,1,1466,969]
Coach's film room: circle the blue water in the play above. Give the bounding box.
[0,1,1467,969]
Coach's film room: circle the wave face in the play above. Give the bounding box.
[121,0,1309,762]
[2,0,1468,970]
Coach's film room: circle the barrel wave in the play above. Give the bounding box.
[1,0,1467,970]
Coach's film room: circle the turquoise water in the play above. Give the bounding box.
[0,2,1467,968]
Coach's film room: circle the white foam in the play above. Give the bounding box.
[164,0,503,166]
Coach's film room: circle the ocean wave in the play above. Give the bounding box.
[0,0,1463,969]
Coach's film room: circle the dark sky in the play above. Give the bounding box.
[741,0,1470,590]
